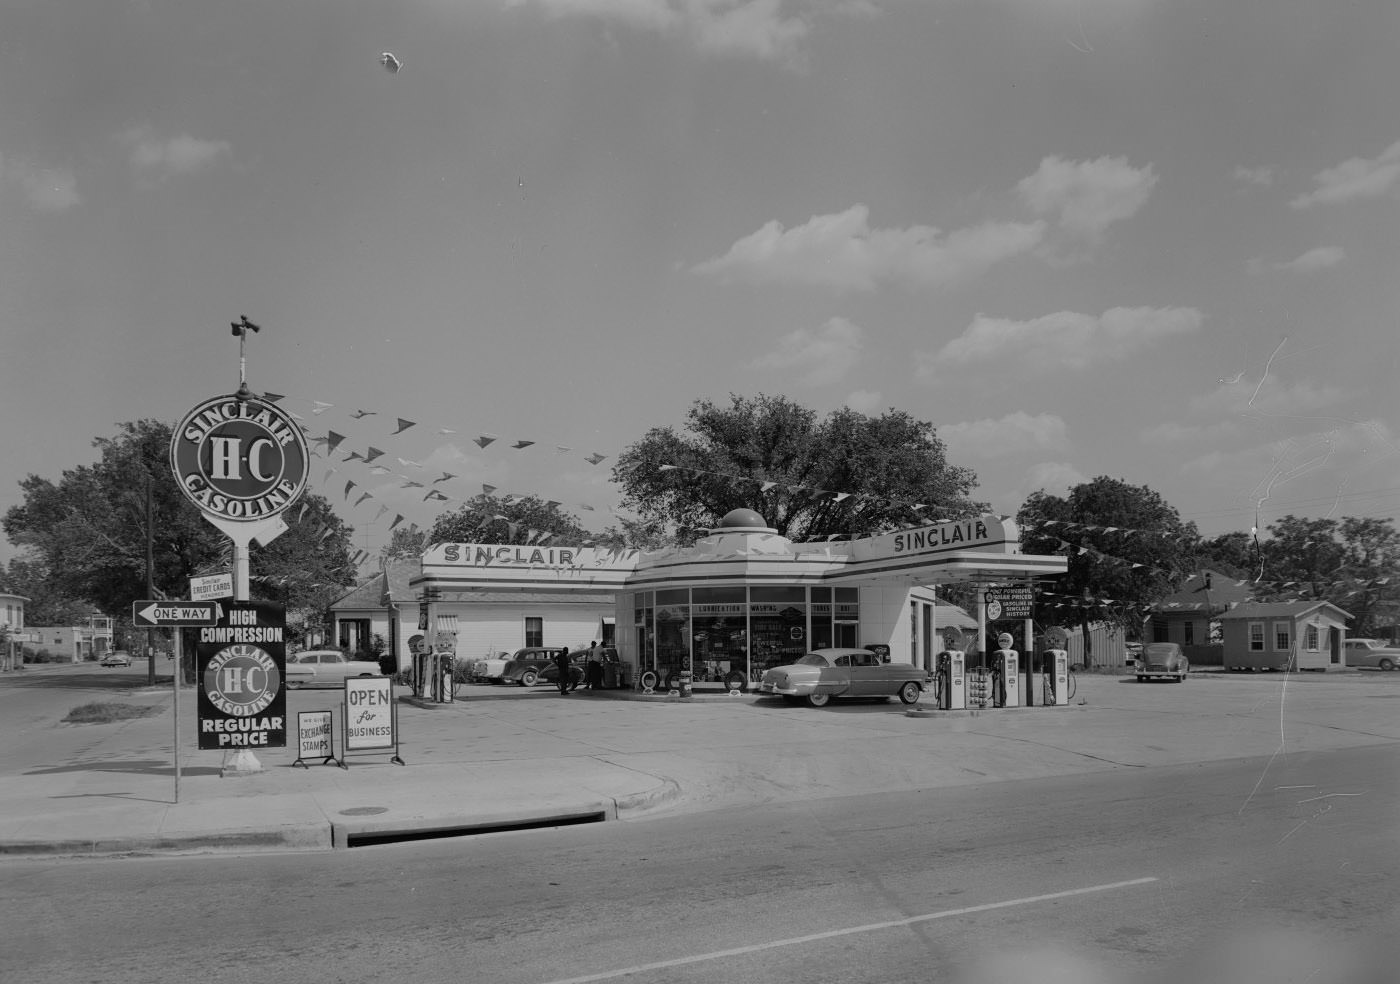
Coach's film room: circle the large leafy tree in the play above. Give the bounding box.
[427,493,590,546]
[1252,515,1399,636]
[1017,477,1198,659]
[1337,517,1400,637]
[1194,531,1257,579]
[1256,515,1345,597]
[2,420,357,620]
[613,394,984,544]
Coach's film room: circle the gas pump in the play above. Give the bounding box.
[937,649,965,710]
[1043,648,1069,706]
[993,633,1019,708]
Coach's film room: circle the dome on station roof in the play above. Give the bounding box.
[714,508,773,532]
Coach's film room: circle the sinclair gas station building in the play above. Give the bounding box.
[402,509,1067,693]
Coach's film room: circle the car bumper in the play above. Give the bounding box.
[759,680,814,697]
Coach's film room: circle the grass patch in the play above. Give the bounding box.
[62,702,163,725]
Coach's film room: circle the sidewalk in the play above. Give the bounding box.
[2,669,1398,857]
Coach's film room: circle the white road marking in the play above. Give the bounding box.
[537,876,1159,984]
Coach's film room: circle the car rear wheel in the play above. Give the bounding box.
[897,681,922,705]
[520,668,539,687]
[1136,675,1146,682]
[807,692,830,707]
[1380,659,1395,671]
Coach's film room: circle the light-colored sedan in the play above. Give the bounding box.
[285,650,384,688]
[759,648,928,707]
[1345,638,1400,671]
[100,651,132,667]
[470,651,514,683]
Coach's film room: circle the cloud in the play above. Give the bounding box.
[0,154,80,211]
[843,389,883,414]
[1016,155,1157,242]
[941,412,1070,459]
[1189,375,1349,419]
[694,204,1044,291]
[1021,461,1088,497]
[1233,165,1273,186]
[1273,246,1345,274]
[509,0,811,63]
[1140,419,1243,445]
[916,305,1202,379]
[123,127,230,177]
[744,316,863,385]
[1291,138,1400,208]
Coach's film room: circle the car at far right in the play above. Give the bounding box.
[1136,642,1188,682]
[100,651,132,668]
[1345,638,1400,671]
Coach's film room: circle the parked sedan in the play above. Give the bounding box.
[285,650,384,688]
[500,648,582,688]
[1345,638,1400,671]
[469,651,514,683]
[758,648,928,707]
[99,651,132,668]
[1136,642,1189,682]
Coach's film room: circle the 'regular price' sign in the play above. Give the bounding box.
[196,600,287,750]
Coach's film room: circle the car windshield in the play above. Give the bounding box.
[796,654,831,667]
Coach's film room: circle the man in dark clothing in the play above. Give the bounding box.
[554,648,571,695]
[584,641,599,691]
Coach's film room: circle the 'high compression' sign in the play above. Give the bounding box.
[196,600,287,750]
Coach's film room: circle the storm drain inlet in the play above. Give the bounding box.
[337,811,608,848]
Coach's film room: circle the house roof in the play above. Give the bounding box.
[328,559,419,612]
[1219,600,1353,621]
[1148,568,1256,614]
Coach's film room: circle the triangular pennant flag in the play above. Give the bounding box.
[389,514,405,530]
[343,451,364,462]
[434,472,455,484]
[545,500,562,510]
[375,505,389,520]
[312,401,334,415]
[344,480,356,499]
[370,465,391,475]
[512,440,535,450]
[393,418,415,434]
[483,484,497,495]
[326,431,346,453]
[586,453,607,465]
[297,502,310,524]
[262,391,284,402]
[424,489,449,501]
[401,480,424,489]
[555,446,571,454]
[351,409,376,419]
[364,447,384,463]
[323,468,337,482]
[437,427,457,435]
[475,434,498,448]
[397,458,422,468]
[354,492,372,507]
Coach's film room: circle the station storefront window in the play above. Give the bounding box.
[655,589,690,683]
[749,586,807,680]
[691,587,747,684]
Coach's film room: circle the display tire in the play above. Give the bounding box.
[639,669,660,691]
[664,670,682,691]
[724,670,746,692]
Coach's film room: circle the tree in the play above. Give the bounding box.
[426,493,591,546]
[1256,515,1345,598]
[1017,477,1198,661]
[613,394,984,545]
[381,525,428,562]
[2,420,357,620]
[1194,531,1256,579]
[1337,517,1400,637]
[0,557,94,625]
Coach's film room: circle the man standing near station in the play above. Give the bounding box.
[554,648,571,695]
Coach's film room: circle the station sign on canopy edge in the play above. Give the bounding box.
[169,394,310,523]
[983,584,1035,620]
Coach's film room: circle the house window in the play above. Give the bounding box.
[524,617,543,648]
[1151,619,1168,643]
[1274,622,1291,652]
[1248,622,1265,652]
[1184,621,1195,646]
[338,618,371,653]
[1305,624,1319,652]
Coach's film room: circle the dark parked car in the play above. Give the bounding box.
[758,648,928,707]
[501,647,621,688]
[1136,642,1189,682]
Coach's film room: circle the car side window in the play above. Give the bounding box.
[835,655,852,666]
[324,653,344,664]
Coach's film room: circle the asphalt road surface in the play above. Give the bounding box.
[4,741,1396,984]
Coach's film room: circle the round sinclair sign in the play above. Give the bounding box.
[170,394,309,522]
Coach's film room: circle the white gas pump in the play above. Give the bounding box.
[940,649,965,710]
[1043,648,1069,706]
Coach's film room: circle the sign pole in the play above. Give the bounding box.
[173,629,181,803]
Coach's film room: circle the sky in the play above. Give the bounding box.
[3,0,1398,571]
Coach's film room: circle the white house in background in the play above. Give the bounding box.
[18,613,114,663]
[2,592,28,671]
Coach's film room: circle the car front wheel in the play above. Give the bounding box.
[1380,659,1395,671]
[807,692,830,707]
[898,681,922,705]
[520,669,539,687]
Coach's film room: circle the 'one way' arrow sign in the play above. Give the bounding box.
[131,601,222,627]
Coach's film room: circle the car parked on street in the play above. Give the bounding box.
[1344,638,1400,671]
[99,651,132,668]
[1136,642,1189,682]
[758,648,928,707]
[500,647,580,688]
[469,650,514,683]
[285,649,384,688]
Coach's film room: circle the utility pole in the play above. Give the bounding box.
[146,472,155,686]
